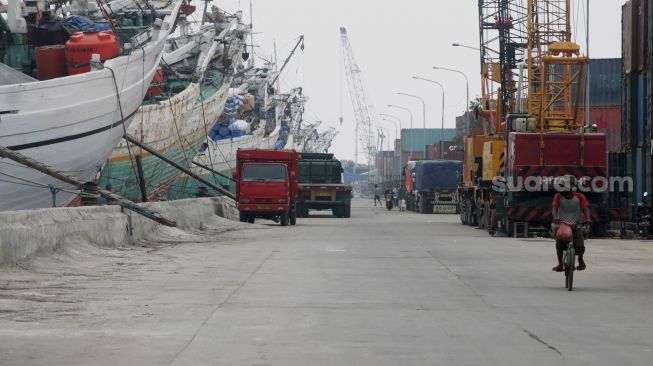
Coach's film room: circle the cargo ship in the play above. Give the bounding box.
[165,34,336,199]
[97,7,249,201]
[167,83,309,198]
[0,0,184,211]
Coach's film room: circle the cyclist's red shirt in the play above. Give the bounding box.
[553,192,589,208]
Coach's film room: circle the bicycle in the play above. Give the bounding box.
[556,221,589,292]
[563,236,575,291]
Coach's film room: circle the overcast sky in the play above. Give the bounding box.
[216,0,623,163]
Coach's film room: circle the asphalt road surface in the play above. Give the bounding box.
[2,199,653,365]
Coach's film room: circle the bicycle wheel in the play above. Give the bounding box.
[564,252,569,289]
[567,246,575,291]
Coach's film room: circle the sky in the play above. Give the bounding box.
[215,0,624,163]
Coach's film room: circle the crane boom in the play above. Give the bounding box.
[478,0,529,134]
[339,27,377,170]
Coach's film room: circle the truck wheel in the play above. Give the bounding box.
[332,207,341,218]
[247,216,255,224]
[290,203,297,225]
[466,199,477,226]
[419,196,429,214]
[280,212,289,226]
[476,198,484,228]
[239,212,247,223]
[343,204,351,218]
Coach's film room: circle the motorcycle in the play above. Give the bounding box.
[385,193,394,211]
[636,192,652,238]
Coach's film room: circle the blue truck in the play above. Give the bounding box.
[405,160,463,214]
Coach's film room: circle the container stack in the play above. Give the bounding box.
[585,59,622,152]
[400,128,457,168]
[426,141,463,161]
[622,0,650,206]
[375,150,398,191]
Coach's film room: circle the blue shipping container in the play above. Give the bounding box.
[637,73,645,147]
[571,58,621,106]
[587,58,622,106]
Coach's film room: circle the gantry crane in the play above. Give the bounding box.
[339,27,377,178]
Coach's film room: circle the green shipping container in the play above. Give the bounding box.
[400,128,457,153]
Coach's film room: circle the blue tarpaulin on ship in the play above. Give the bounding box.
[64,16,111,33]
[275,125,290,149]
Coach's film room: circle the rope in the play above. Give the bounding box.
[104,44,146,195]
[0,171,78,194]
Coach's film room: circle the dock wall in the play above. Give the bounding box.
[0,197,238,265]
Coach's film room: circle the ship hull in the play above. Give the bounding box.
[168,123,282,199]
[0,0,183,211]
[99,78,231,201]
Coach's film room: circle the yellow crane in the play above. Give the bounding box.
[460,0,603,237]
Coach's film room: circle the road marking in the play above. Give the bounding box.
[326,249,346,252]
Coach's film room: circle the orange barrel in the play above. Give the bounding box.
[65,31,120,75]
[146,67,165,98]
[35,45,67,80]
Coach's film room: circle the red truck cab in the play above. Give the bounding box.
[235,149,299,226]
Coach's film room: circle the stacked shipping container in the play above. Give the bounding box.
[578,58,622,153]
[400,128,457,168]
[375,150,399,190]
[622,0,650,208]
[426,141,464,161]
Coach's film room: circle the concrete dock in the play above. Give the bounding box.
[1,198,653,365]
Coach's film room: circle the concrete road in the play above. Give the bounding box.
[2,199,653,365]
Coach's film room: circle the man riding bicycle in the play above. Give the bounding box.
[552,175,591,272]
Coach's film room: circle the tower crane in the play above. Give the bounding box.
[339,27,377,176]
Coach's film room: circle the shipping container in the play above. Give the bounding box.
[635,148,644,202]
[426,141,464,160]
[649,0,653,70]
[623,0,637,74]
[622,74,636,151]
[402,151,425,169]
[636,73,646,147]
[588,106,621,152]
[608,152,629,218]
[376,151,395,178]
[570,59,621,106]
[587,59,622,106]
[400,128,457,153]
[636,0,647,71]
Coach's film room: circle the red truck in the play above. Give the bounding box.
[235,149,299,226]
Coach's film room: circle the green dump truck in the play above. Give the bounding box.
[297,153,353,218]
